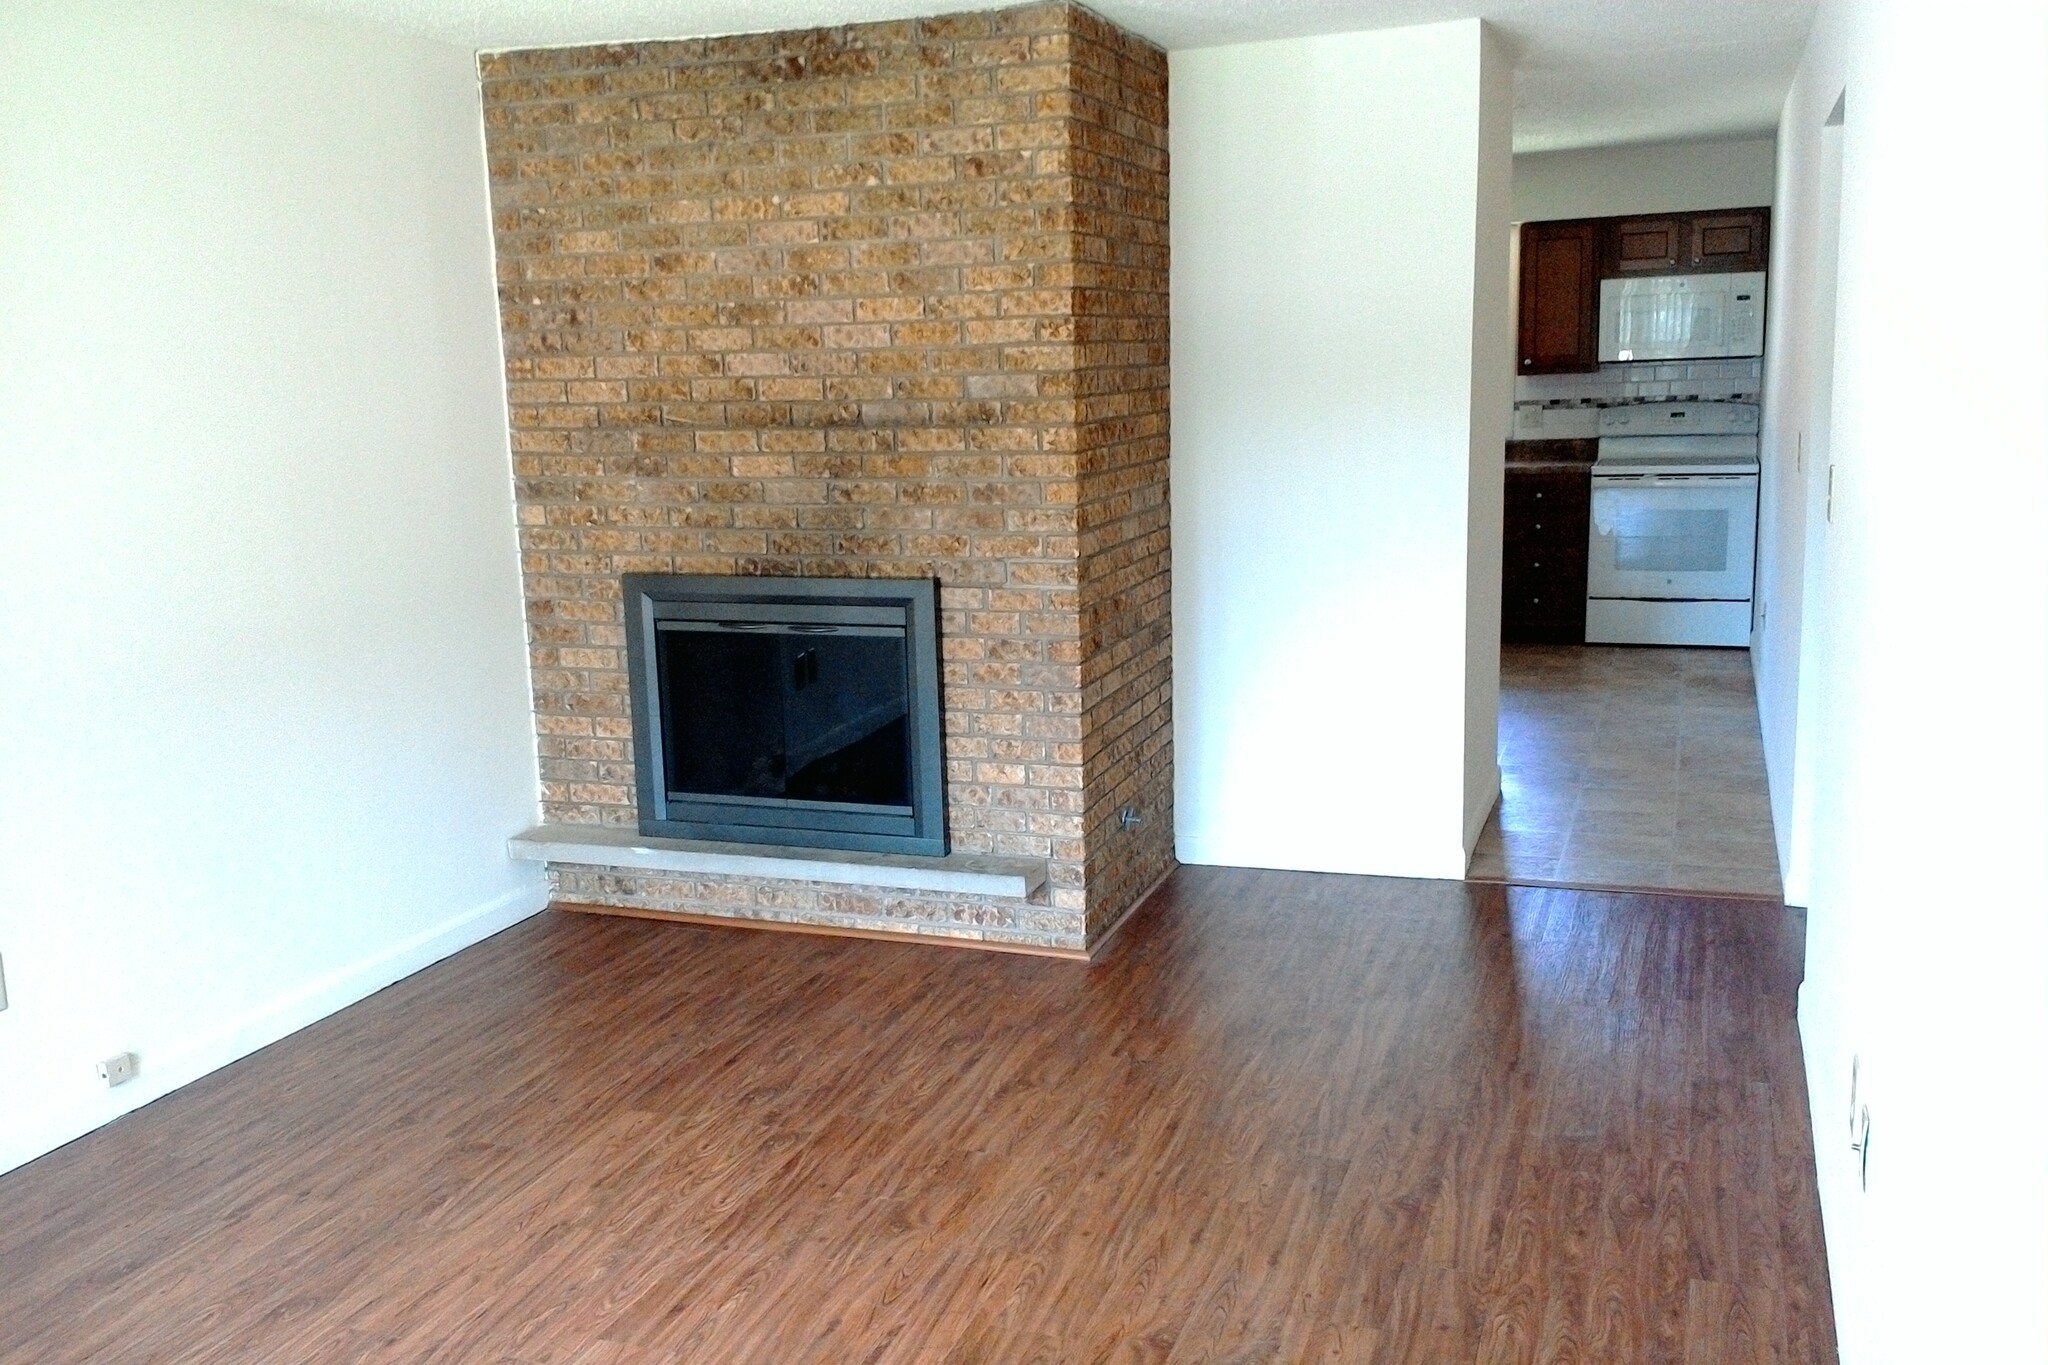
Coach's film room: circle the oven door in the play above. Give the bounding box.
[1588,473,1758,601]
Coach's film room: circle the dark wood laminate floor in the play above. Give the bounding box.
[0,868,1836,1364]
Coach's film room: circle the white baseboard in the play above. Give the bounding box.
[1173,832,1469,883]
[0,879,550,1177]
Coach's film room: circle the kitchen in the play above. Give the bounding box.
[1471,154,1784,898]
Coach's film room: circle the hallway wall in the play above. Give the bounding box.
[1768,3,2048,1360]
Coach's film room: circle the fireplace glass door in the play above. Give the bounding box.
[657,617,912,811]
[623,575,947,855]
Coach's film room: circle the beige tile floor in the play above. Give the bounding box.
[1468,645,1785,898]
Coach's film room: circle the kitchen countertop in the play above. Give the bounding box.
[1507,438,1598,469]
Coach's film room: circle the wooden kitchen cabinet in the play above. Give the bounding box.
[1598,208,1771,277]
[1517,220,1599,375]
[1501,462,1591,645]
[1605,216,1686,274]
[1517,208,1773,374]
[1689,208,1769,270]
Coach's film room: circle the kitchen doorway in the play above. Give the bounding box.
[1478,162,1789,900]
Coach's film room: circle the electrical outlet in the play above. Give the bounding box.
[98,1052,138,1087]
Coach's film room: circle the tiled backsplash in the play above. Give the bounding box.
[1515,357,1762,408]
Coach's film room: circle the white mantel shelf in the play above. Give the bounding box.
[508,825,1048,901]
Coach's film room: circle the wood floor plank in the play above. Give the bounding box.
[0,869,1837,1363]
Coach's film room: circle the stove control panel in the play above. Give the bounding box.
[1598,402,1758,437]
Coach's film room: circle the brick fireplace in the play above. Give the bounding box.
[480,2,1172,954]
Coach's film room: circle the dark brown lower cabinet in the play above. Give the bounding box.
[1502,464,1591,644]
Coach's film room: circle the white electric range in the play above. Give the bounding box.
[1586,402,1760,647]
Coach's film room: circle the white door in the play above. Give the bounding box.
[1588,475,1759,601]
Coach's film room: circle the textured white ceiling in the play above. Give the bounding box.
[259,0,1817,152]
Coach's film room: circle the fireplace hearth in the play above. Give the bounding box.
[622,575,947,856]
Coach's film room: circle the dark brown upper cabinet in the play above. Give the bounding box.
[1599,208,1771,277]
[1690,208,1770,271]
[1606,216,1686,274]
[1518,220,1599,374]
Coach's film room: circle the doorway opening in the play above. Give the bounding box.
[1472,139,1791,898]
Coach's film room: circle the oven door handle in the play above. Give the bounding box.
[1594,474,1753,486]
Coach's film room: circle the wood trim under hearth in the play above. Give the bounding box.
[551,902,1089,961]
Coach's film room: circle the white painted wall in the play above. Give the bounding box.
[1765,2,2048,1360]
[1511,136,1778,223]
[1170,20,1509,881]
[0,1,543,1174]
[1753,96,1844,909]
[1462,35,1513,857]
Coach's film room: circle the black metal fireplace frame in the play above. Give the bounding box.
[621,574,948,856]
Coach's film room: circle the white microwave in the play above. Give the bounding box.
[1598,271,1766,362]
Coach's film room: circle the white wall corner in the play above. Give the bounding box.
[1463,764,1503,859]
[1461,20,1513,861]
[0,2,544,1179]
